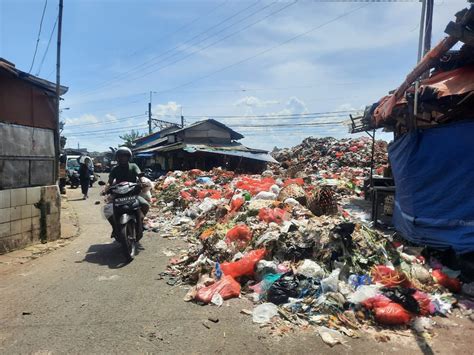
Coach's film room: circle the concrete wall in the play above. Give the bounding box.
[0,185,60,254]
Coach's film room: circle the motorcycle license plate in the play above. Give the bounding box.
[114,196,136,205]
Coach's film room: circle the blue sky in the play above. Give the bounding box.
[0,0,468,151]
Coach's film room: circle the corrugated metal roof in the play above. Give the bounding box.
[0,58,68,95]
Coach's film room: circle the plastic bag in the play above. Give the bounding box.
[258,208,289,224]
[194,275,241,304]
[432,269,461,293]
[321,269,340,293]
[230,197,244,212]
[348,285,381,304]
[103,203,113,219]
[267,272,300,304]
[412,291,435,316]
[296,259,324,279]
[318,326,345,347]
[374,302,412,325]
[252,303,279,324]
[254,191,278,200]
[225,225,252,249]
[361,294,392,310]
[220,249,266,278]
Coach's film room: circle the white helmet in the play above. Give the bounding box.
[116,146,132,158]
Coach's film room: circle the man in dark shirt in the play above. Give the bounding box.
[106,147,149,240]
[108,147,141,184]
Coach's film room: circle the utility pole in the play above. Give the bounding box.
[180,106,184,128]
[54,0,64,181]
[413,0,427,129]
[148,91,152,134]
[424,0,434,55]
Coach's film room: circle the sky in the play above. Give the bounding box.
[0,0,469,152]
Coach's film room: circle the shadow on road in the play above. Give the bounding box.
[82,242,131,269]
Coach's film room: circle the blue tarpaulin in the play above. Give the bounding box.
[389,120,474,254]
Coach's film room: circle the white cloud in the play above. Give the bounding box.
[234,96,279,108]
[152,101,182,118]
[105,113,118,122]
[64,114,99,126]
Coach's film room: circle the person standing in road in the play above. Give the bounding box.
[79,156,92,199]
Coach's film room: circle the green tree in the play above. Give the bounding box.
[119,129,144,148]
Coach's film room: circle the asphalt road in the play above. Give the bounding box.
[0,181,472,354]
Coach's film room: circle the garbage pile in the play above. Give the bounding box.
[272,137,388,196]
[148,164,472,343]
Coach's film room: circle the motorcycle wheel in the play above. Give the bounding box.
[119,220,136,261]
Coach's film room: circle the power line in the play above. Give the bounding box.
[100,1,298,92]
[29,0,48,73]
[150,3,370,96]
[75,1,263,96]
[125,0,229,59]
[186,109,359,119]
[36,14,58,76]
[65,114,147,128]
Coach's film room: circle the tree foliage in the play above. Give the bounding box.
[119,130,144,148]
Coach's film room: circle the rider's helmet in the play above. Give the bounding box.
[115,146,132,159]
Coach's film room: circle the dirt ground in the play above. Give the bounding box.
[0,182,472,354]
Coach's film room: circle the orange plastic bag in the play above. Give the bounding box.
[194,275,241,304]
[374,302,412,325]
[258,208,289,224]
[220,249,266,278]
[225,224,252,249]
[230,197,245,212]
[432,269,461,293]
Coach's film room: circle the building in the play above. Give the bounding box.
[0,58,68,253]
[133,119,277,173]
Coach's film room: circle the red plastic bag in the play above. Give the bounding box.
[197,189,222,200]
[225,224,252,249]
[230,197,245,212]
[180,190,193,201]
[362,295,392,310]
[432,269,461,293]
[371,265,411,288]
[258,208,289,224]
[283,178,304,187]
[374,302,412,325]
[194,275,241,304]
[220,249,266,278]
[412,291,435,315]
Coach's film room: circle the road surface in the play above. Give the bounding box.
[0,182,472,354]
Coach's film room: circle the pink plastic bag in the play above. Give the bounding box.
[194,275,241,304]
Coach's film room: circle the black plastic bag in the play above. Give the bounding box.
[267,272,301,304]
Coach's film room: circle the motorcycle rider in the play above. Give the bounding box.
[105,147,149,240]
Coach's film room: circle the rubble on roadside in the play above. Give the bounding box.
[145,137,471,345]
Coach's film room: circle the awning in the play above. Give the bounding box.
[135,152,155,158]
[184,146,278,163]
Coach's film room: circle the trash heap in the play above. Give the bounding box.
[272,137,388,197]
[148,163,471,343]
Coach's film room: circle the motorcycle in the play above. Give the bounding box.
[69,170,80,188]
[99,180,143,261]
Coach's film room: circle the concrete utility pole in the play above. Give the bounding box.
[54,0,64,181]
[148,91,155,134]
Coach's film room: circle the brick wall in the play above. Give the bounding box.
[0,185,60,254]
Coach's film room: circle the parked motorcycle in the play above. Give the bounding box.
[99,180,142,261]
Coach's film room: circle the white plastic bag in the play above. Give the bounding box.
[252,303,279,324]
[321,269,340,293]
[296,259,325,279]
